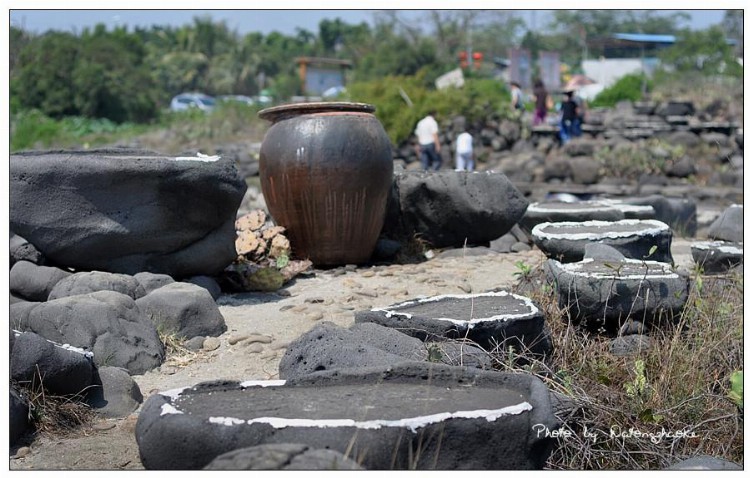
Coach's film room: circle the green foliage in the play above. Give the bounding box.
[728,371,743,409]
[10,110,67,151]
[11,31,80,117]
[513,260,533,280]
[659,26,742,78]
[10,109,145,152]
[427,343,444,363]
[347,75,511,144]
[590,73,651,108]
[625,359,649,400]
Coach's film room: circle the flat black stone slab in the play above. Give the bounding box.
[531,219,673,263]
[136,363,558,470]
[354,291,549,353]
[691,241,743,273]
[520,201,625,233]
[546,258,689,332]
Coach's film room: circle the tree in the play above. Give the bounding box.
[659,26,742,77]
[11,31,80,117]
[547,10,688,68]
[72,25,159,122]
[9,26,32,77]
[721,10,743,56]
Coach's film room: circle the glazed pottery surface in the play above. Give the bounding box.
[259,102,393,266]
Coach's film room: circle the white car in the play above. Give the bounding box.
[170,93,216,112]
[218,95,255,106]
[322,86,347,98]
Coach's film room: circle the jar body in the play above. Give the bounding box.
[259,103,393,266]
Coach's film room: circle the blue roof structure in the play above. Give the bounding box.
[613,33,676,44]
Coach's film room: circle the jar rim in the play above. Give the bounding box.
[258,102,375,122]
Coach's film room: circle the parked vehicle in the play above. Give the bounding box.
[322,85,347,98]
[169,93,216,112]
[218,95,255,106]
[254,94,273,106]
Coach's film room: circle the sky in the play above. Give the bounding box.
[8,8,734,37]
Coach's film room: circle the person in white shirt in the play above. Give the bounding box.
[455,131,474,172]
[414,110,441,170]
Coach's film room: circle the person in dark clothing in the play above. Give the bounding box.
[532,79,549,126]
[559,90,580,145]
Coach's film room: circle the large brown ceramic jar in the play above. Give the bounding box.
[258,102,394,266]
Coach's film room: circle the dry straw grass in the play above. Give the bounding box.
[492,261,744,470]
[159,330,206,369]
[13,368,99,439]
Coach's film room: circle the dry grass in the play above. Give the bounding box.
[158,330,206,369]
[491,263,744,470]
[13,368,99,439]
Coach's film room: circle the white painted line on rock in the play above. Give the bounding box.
[691,241,744,254]
[160,403,184,416]
[60,343,95,358]
[209,416,245,426]
[159,381,286,402]
[598,199,655,214]
[240,380,287,388]
[205,401,533,433]
[173,152,221,162]
[372,291,539,327]
[12,329,94,358]
[528,202,616,213]
[532,219,669,241]
[160,386,189,400]
[552,258,679,279]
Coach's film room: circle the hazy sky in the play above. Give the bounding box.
[9,9,730,36]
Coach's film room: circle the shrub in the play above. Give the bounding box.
[10,109,148,152]
[11,109,67,151]
[346,74,513,144]
[590,73,652,108]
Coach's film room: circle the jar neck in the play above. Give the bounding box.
[259,102,375,123]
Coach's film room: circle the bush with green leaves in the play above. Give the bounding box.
[346,73,513,144]
[590,73,651,108]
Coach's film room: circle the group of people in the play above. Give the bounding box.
[414,79,585,172]
[414,110,474,172]
[512,79,585,144]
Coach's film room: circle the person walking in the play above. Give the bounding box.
[415,110,441,171]
[559,90,579,145]
[532,78,549,126]
[572,90,586,137]
[455,130,474,172]
[509,81,524,111]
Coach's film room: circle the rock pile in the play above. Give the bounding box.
[8,263,227,446]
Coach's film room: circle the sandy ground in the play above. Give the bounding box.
[9,240,696,471]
